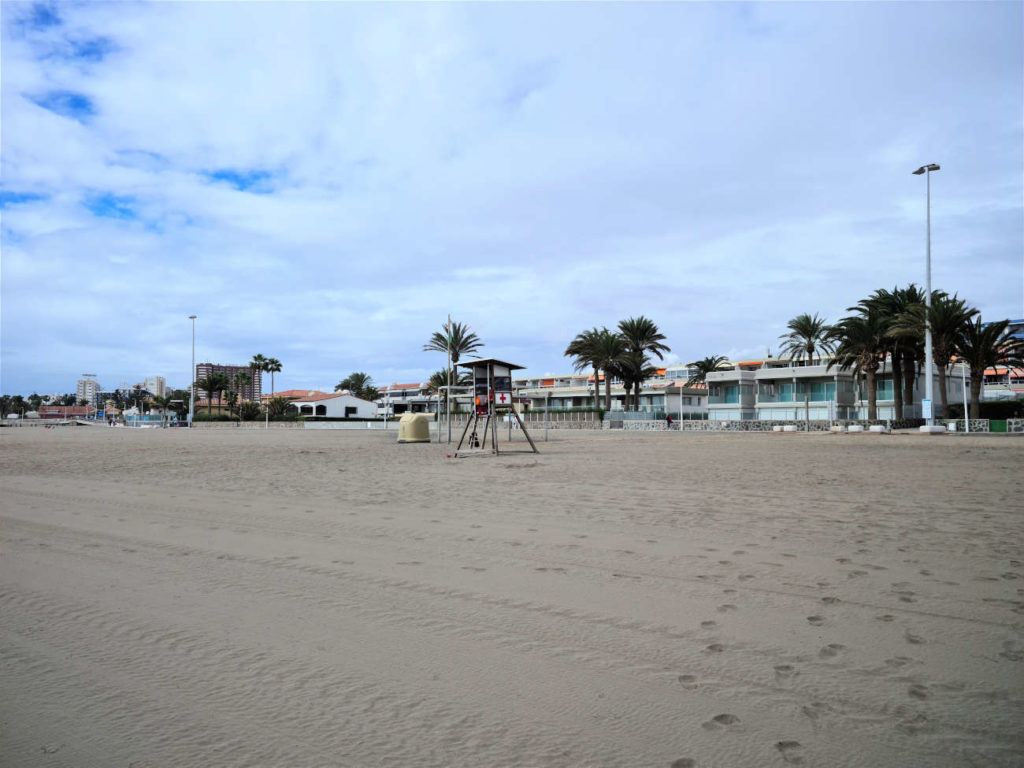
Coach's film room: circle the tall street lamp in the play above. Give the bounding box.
[188,315,197,427]
[912,163,940,426]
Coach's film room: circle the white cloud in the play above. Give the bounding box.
[1,1,1021,394]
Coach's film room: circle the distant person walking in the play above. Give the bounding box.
[666,414,673,429]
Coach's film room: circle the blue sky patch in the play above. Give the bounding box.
[83,193,137,220]
[65,36,117,63]
[0,191,48,209]
[28,2,61,29]
[29,90,96,122]
[203,168,278,193]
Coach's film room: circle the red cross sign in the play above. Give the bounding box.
[496,392,509,404]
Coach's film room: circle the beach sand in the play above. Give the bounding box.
[1,426,1021,767]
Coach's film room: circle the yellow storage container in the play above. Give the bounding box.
[397,413,431,443]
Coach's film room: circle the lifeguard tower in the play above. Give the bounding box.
[453,358,538,456]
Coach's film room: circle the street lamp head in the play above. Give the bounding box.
[189,314,197,319]
[912,164,940,175]
[926,163,940,172]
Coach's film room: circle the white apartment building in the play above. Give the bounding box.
[76,377,101,406]
[141,376,166,397]
[706,357,970,421]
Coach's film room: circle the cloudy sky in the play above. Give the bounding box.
[2,1,1021,396]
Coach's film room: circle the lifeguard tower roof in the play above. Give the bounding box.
[455,357,526,371]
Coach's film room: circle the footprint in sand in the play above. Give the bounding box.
[884,656,914,668]
[908,684,930,699]
[819,643,845,658]
[700,713,740,730]
[821,596,840,605]
[875,614,895,622]
[904,630,926,645]
[738,574,755,582]
[462,566,487,572]
[774,664,797,679]
[717,604,737,613]
[896,713,931,735]
[848,570,868,578]
[776,740,805,764]
[705,643,725,653]
[677,674,699,690]
[801,701,832,721]
[670,759,696,768]
[998,641,1022,661]
[700,620,717,628]
[717,560,732,566]
[806,615,825,626]
[836,557,852,564]
[733,550,746,555]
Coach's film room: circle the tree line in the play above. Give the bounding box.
[564,316,671,411]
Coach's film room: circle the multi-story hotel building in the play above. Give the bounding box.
[706,357,970,421]
[76,376,101,407]
[195,363,262,402]
[141,376,166,397]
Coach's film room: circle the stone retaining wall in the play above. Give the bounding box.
[943,419,991,433]
[1008,418,1024,433]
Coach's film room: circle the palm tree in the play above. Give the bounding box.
[336,372,378,401]
[593,328,628,410]
[151,394,173,425]
[224,390,239,417]
[863,286,918,418]
[233,371,251,420]
[893,284,927,414]
[614,349,660,411]
[564,328,603,409]
[956,317,1024,419]
[195,374,216,416]
[618,316,670,360]
[427,368,470,394]
[210,371,231,416]
[265,396,292,419]
[265,358,281,396]
[424,320,483,367]
[617,316,670,411]
[828,311,888,420]
[778,312,834,366]
[427,369,470,412]
[889,292,977,418]
[250,354,267,400]
[686,355,729,387]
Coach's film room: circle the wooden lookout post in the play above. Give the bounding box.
[453,358,538,457]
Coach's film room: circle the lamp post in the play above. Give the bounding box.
[188,315,197,427]
[912,163,940,426]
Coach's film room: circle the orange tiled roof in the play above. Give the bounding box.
[264,389,332,400]
[291,392,350,403]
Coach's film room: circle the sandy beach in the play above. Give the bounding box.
[1,426,1021,767]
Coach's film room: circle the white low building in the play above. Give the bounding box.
[291,392,378,418]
